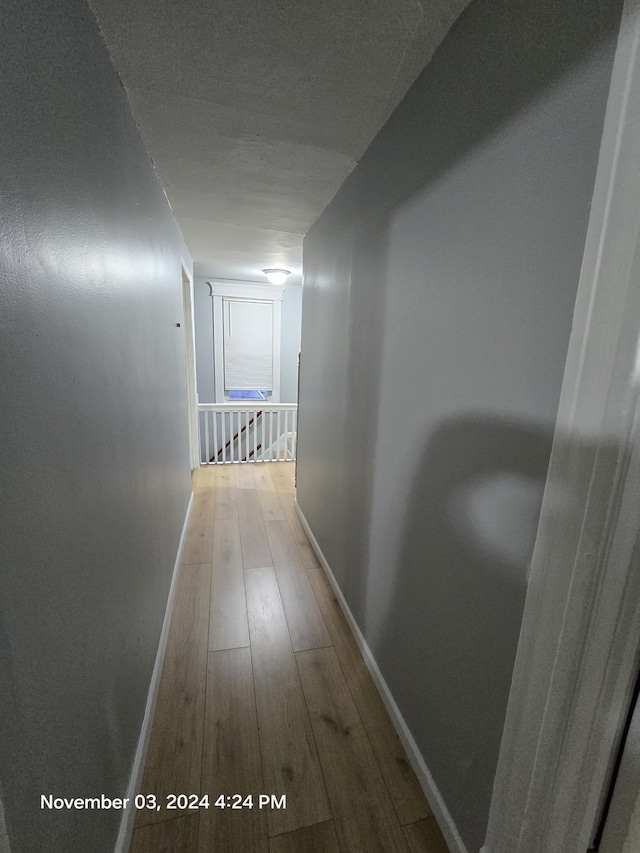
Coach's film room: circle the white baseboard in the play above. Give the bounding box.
[294,498,469,853]
[114,491,194,853]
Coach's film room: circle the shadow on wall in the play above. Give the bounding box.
[297,2,624,847]
[332,223,389,606]
[300,0,623,614]
[378,415,555,846]
[374,412,632,850]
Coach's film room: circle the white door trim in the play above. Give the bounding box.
[483,2,640,851]
[181,262,200,471]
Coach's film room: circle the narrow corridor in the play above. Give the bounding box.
[129,463,448,852]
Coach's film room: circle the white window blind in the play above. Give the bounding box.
[223,298,273,390]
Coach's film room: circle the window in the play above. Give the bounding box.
[223,298,273,396]
[210,281,283,403]
[228,389,269,401]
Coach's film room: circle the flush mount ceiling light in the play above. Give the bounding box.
[262,268,290,286]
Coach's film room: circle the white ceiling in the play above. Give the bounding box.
[91,0,470,285]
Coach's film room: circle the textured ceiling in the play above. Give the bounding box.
[91,0,470,284]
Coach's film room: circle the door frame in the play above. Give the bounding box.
[181,262,200,471]
[483,2,640,850]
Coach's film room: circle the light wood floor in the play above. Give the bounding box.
[128,462,449,853]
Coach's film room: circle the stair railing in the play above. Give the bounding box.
[197,402,297,464]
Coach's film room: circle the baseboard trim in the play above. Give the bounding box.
[294,498,469,853]
[114,490,194,853]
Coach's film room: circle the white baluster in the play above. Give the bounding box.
[222,411,228,463]
[241,409,247,462]
[252,410,257,461]
[276,410,280,459]
[292,408,297,459]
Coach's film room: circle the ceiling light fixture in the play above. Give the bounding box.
[262,268,290,286]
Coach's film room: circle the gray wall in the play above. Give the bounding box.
[193,278,302,403]
[0,1,192,851]
[296,0,621,849]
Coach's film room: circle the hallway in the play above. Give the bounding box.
[128,463,447,853]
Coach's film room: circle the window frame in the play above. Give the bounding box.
[210,280,283,404]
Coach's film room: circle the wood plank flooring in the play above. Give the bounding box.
[128,462,449,853]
